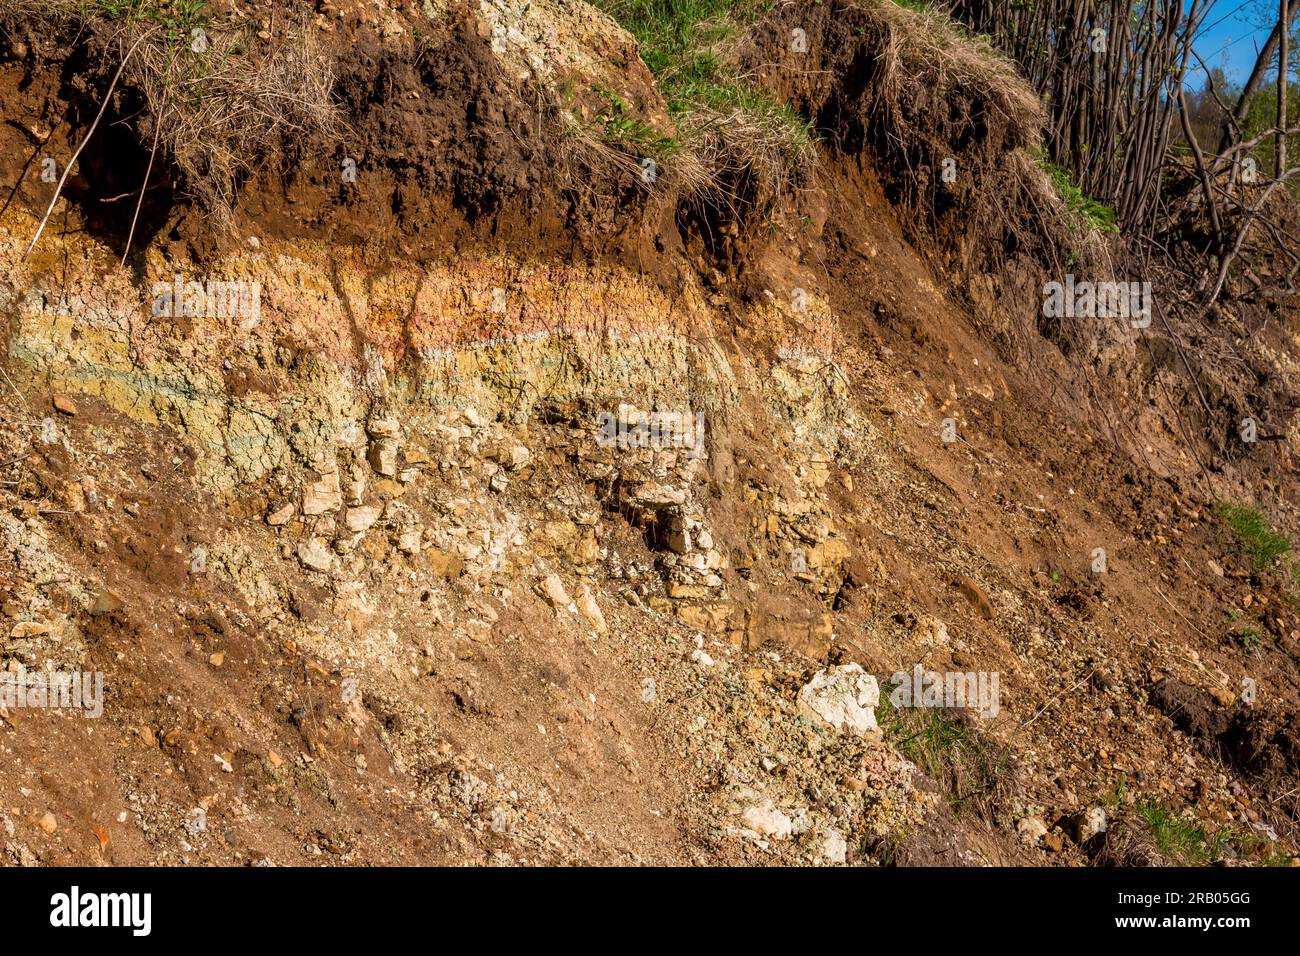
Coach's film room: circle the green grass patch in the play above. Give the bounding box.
[1235,626,1264,650]
[876,686,1013,821]
[1106,781,1285,864]
[593,0,768,85]
[1099,773,1128,807]
[1135,797,1284,864]
[78,0,211,40]
[1217,503,1292,571]
[591,0,814,156]
[1135,798,1213,863]
[1037,155,1118,234]
[591,83,682,158]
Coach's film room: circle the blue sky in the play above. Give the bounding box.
[1191,0,1280,85]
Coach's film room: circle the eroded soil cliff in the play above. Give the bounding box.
[0,0,1298,866]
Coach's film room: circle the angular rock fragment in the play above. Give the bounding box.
[796,664,879,735]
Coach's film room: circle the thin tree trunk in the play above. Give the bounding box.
[1218,6,1298,154]
[1281,0,1291,177]
[1179,86,1224,248]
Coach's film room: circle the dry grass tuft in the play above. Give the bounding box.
[868,1,1043,132]
[674,99,817,224]
[130,15,341,227]
[558,93,815,239]
[557,106,712,212]
[1,0,342,230]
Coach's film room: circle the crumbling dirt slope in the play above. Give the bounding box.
[0,0,1297,866]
